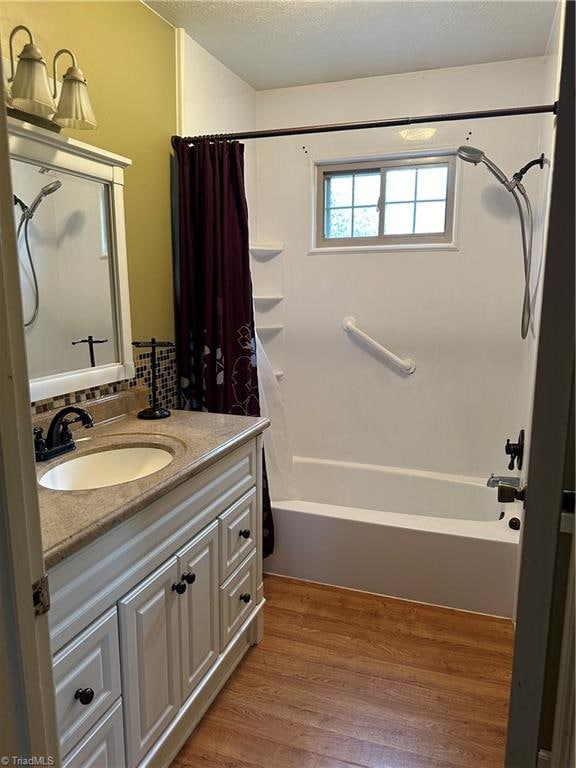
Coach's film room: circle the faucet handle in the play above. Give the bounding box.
[505,442,516,471]
[504,430,525,471]
[33,427,47,460]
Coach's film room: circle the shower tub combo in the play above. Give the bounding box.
[265,456,522,618]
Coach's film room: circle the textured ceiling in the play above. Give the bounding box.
[146,1,557,90]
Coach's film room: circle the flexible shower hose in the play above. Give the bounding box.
[17,213,40,327]
[511,184,533,340]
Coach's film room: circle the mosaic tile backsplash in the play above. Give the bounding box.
[31,347,179,416]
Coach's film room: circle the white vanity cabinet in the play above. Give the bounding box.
[119,557,181,766]
[47,434,265,768]
[119,521,220,767]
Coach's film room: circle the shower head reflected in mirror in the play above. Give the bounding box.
[27,179,62,219]
[14,178,63,328]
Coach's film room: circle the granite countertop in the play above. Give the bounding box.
[38,410,269,570]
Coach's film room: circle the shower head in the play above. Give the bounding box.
[27,179,62,218]
[457,145,511,188]
[457,145,485,164]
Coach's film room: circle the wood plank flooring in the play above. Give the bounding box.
[172,575,514,768]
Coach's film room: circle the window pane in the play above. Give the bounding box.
[353,173,380,206]
[325,207,352,238]
[352,206,379,237]
[415,201,446,233]
[384,203,414,235]
[416,166,448,201]
[326,175,352,207]
[385,169,416,202]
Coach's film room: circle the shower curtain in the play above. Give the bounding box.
[171,137,274,557]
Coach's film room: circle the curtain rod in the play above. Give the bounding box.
[175,103,557,144]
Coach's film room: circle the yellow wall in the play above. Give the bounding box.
[0,0,177,340]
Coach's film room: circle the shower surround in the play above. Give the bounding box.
[178,41,558,617]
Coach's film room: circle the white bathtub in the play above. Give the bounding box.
[264,456,522,617]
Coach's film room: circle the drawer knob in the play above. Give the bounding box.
[238,529,251,540]
[182,572,196,585]
[172,581,187,595]
[74,687,95,706]
[239,593,251,604]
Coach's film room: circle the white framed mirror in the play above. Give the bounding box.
[8,117,134,401]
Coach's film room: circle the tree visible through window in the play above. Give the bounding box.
[317,156,455,247]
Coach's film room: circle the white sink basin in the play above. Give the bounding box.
[39,446,173,491]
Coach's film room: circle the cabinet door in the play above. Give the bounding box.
[177,520,220,701]
[62,700,125,768]
[119,557,180,768]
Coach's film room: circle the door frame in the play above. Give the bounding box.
[505,1,575,763]
[0,54,59,760]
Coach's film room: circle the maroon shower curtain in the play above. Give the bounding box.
[171,137,274,557]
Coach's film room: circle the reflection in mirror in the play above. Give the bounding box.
[11,158,118,379]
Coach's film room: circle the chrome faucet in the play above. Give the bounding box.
[34,406,94,462]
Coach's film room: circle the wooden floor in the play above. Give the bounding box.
[173,575,514,768]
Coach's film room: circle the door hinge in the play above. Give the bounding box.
[560,490,575,534]
[32,574,50,616]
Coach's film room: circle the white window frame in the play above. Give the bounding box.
[316,154,457,249]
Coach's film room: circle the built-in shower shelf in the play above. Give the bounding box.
[256,325,283,334]
[254,295,283,304]
[274,371,285,381]
[250,243,284,260]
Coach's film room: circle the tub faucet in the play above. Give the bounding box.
[487,474,520,488]
[34,406,94,462]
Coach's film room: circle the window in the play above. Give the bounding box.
[316,155,456,248]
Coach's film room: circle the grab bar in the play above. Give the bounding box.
[342,316,416,374]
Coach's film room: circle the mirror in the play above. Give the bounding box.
[12,158,117,378]
[8,118,134,401]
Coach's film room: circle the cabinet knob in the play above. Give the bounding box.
[74,687,95,706]
[182,572,196,585]
[239,593,251,604]
[238,529,251,540]
[172,581,187,595]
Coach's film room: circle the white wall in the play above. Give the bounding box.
[252,58,556,479]
[176,34,559,482]
[179,33,258,231]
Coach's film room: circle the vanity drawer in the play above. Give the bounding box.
[220,549,258,650]
[62,699,125,768]
[219,488,257,582]
[53,607,121,756]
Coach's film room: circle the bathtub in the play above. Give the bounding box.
[264,456,522,618]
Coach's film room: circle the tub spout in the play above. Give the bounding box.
[487,474,520,488]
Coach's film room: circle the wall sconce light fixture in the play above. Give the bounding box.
[5,26,97,131]
[8,25,56,117]
[52,49,97,130]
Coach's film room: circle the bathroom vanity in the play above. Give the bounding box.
[15,114,270,767]
[38,408,268,768]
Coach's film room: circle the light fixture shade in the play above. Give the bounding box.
[53,66,97,130]
[10,43,56,117]
[3,69,11,105]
